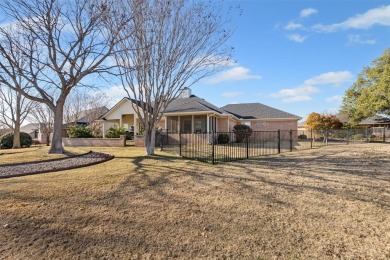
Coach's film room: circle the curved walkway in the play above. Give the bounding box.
[0,151,114,178]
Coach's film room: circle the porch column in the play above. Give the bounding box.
[178,116,181,133]
[192,115,194,133]
[164,116,167,131]
[207,115,210,133]
[119,115,123,127]
[227,118,230,132]
[102,122,106,138]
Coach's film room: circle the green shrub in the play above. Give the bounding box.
[68,125,94,138]
[298,134,307,140]
[353,134,364,140]
[331,131,347,139]
[233,124,252,143]
[106,126,126,138]
[218,133,230,144]
[0,132,33,149]
[125,131,134,140]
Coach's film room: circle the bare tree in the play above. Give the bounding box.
[0,0,130,153]
[115,0,233,155]
[0,81,36,149]
[28,103,54,146]
[64,90,109,135]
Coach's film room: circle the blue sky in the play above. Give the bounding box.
[196,0,390,120]
[106,0,390,120]
[1,1,389,121]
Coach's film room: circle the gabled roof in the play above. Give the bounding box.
[76,106,109,123]
[359,115,390,125]
[221,103,300,120]
[164,95,226,114]
[100,97,153,119]
[20,123,39,133]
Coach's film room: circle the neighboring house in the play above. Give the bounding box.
[358,115,390,137]
[20,123,40,140]
[63,106,109,136]
[99,88,300,137]
[358,115,390,128]
[1,123,41,141]
[297,121,307,132]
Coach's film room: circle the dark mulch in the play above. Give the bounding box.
[0,152,113,178]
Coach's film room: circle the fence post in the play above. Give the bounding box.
[383,127,386,143]
[159,134,163,151]
[310,129,313,149]
[179,131,182,156]
[325,129,328,146]
[277,129,281,154]
[212,131,215,164]
[346,129,350,145]
[246,133,249,159]
[289,129,293,152]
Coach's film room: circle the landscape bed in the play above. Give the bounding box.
[0,143,389,258]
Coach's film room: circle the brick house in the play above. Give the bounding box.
[99,88,300,137]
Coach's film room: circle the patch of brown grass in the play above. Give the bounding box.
[0,146,91,164]
[0,143,389,259]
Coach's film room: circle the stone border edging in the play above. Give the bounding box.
[0,151,114,179]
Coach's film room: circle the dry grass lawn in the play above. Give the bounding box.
[0,146,89,164]
[0,143,389,259]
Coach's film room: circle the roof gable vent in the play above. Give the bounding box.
[178,87,191,98]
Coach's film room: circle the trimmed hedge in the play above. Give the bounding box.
[0,132,33,149]
[233,124,253,143]
[218,133,230,144]
[106,126,126,138]
[68,125,94,138]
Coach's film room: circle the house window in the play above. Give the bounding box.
[194,116,207,133]
[183,119,192,133]
[243,122,251,127]
[209,116,216,132]
[167,116,178,133]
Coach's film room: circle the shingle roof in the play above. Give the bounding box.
[359,115,390,125]
[164,95,226,114]
[221,103,300,120]
[77,106,109,123]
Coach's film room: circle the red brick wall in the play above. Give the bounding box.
[250,120,298,131]
[63,135,126,147]
[217,118,228,132]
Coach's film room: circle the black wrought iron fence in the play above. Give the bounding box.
[156,127,389,164]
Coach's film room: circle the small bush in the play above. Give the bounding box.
[106,126,126,138]
[331,131,347,139]
[0,132,33,149]
[125,131,134,140]
[233,124,252,143]
[218,133,230,144]
[68,125,94,138]
[353,134,364,140]
[298,134,307,140]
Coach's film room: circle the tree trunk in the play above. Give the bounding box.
[12,123,21,149]
[12,93,22,149]
[48,104,65,154]
[144,126,156,155]
[46,132,50,146]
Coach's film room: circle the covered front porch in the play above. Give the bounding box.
[101,113,139,138]
[164,113,218,134]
